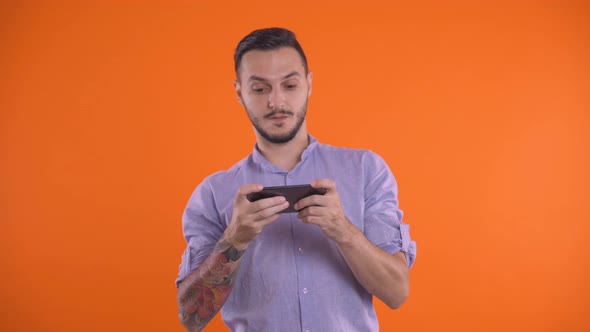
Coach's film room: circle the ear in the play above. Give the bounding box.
[234,79,244,105]
[307,71,313,97]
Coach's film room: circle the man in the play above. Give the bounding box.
[176,27,416,332]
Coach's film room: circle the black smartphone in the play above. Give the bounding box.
[246,184,327,213]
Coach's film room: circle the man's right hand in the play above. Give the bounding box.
[223,184,289,251]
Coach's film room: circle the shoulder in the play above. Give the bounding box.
[186,153,253,205]
[184,154,254,218]
[202,154,252,188]
[316,142,389,169]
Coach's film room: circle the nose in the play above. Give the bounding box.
[268,88,285,110]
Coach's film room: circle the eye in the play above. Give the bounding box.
[251,85,270,94]
[283,81,299,90]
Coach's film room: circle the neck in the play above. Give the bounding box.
[255,128,309,171]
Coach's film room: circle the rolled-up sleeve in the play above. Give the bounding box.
[363,152,416,268]
[175,178,224,287]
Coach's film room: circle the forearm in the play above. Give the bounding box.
[177,237,245,332]
[338,223,409,309]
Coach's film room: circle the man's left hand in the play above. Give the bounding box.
[294,178,358,244]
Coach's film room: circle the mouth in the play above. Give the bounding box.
[270,115,288,121]
[265,110,292,123]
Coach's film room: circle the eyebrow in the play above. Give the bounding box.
[248,71,301,83]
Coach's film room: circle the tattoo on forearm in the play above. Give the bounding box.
[178,239,245,330]
[217,239,245,261]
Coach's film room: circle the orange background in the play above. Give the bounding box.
[1,1,589,331]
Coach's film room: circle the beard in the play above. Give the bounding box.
[246,102,307,144]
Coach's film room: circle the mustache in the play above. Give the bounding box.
[264,109,294,119]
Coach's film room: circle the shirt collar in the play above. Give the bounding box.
[252,134,319,172]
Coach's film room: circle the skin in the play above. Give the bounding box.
[295,179,409,309]
[177,46,409,332]
[177,185,287,332]
[234,46,313,171]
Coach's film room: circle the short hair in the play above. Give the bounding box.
[234,27,309,76]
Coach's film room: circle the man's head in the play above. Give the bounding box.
[234,28,312,145]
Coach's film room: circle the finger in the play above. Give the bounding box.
[235,184,264,209]
[251,196,287,214]
[294,194,327,211]
[236,184,264,202]
[311,178,336,193]
[297,205,321,220]
[255,200,290,224]
[298,214,320,226]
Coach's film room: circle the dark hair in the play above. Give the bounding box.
[234,27,308,76]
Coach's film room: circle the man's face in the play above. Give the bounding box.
[235,47,312,144]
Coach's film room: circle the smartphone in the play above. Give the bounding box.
[246,184,327,213]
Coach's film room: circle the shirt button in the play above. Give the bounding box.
[288,173,294,178]
[298,247,303,252]
[305,330,311,332]
[302,288,308,294]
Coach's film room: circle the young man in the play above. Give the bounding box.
[176,27,416,332]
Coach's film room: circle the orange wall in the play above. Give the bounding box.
[1,1,589,331]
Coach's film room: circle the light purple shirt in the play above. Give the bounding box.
[176,135,416,332]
